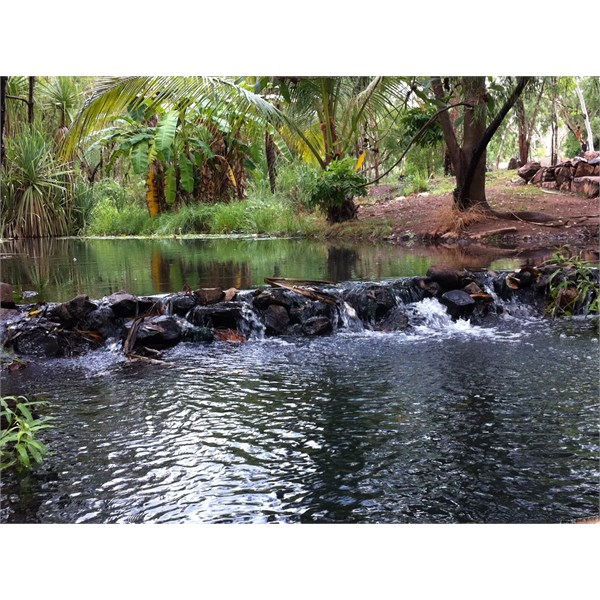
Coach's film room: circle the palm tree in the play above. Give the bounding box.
[64,76,282,216]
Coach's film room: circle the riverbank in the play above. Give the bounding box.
[335,171,599,251]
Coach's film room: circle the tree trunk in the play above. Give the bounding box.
[515,96,529,164]
[457,76,531,210]
[551,96,558,166]
[146,160,165,217]
[575,79,594,151]
[28,76,35,125]
[0,76,7,165]
[456,76,489,210]
[265,130,277,193]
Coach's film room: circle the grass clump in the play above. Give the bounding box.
[86,197,152,235]
[544,250,599,318]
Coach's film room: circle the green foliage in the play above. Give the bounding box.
[308,158,367,212]
[0,396,53,471]
[86,197,152,235]
[400,164,430,195]
[84,195,322,237]
[544,250,599,318]
[273,160,320,209]
[153,204,216,234]
[1,127,72,237]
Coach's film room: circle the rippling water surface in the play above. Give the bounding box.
[2,307,598,524]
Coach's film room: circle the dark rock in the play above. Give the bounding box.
[418,278,442,297]
[127,315,184,350]
[342,284,396,326]
[80,306,123,340]
[440,290,476,320]
[253,288,334,327]
[392,278,427,304]
[302,316,332,336]
[49,294,97,327]
[376,306,409,332]
[6,319,100,357]
[425,265,467,292]
[0,282,15,309]
[168,293,199,316]
[517,161,541,182]
[263,304,290,335]
[181,325,215,344]
[108,291,140,318]
[188,302,244,331]
[542,167,556,182]
[194,288,225,305]
[507,157,520,170]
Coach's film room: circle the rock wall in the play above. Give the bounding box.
[2,264,598,361]
[517,151,600,198]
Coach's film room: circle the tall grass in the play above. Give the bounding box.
[84,196,323,237]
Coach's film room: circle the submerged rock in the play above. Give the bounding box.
[376,306,410,331]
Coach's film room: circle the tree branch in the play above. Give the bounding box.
[363,102,473,187]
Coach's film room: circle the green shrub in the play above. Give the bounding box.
[1,128,71,237]
[273,160,320,209]
[0,396,53,471]
[308,158,367,223]
[544,250,599,318]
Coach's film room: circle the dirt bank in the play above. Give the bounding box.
[352,174,599,253]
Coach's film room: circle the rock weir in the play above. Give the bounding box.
[1,264,598,360]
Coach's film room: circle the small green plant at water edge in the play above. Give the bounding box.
[544,251,599,318]
[308,158,367,223]
[0,396,54,471]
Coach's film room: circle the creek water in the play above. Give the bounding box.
[1,237,598,523]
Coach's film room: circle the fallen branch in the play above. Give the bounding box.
[264,277,338,305]
[470,227,517,240]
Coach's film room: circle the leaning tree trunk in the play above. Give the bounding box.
[457,76,531,210]
[575,79,595,151]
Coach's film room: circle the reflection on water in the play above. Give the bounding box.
[1,236,594,303]
[1,309,598,524]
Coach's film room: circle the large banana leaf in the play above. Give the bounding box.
[154,111,179,153]
[64,76,282,158]
[179,155,194,193]
[131,141,149,175]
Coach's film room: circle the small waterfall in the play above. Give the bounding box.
[334,300,364,332]
[407,297,474,333]
[240,303,266,340]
